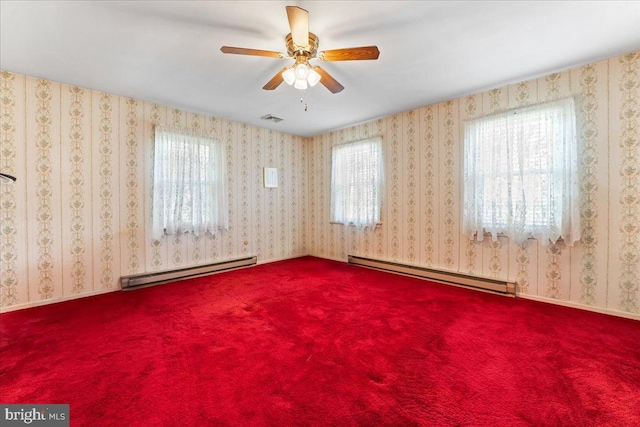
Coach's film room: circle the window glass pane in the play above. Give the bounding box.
[331,137,383,227]
[151,128,227,240]
[463,98,579,245]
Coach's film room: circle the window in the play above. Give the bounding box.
[463,97,580,245]
[151,126,228,240]
[330,137,383,227]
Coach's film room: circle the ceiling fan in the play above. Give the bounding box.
[220,6,379,94]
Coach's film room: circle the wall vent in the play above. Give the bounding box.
[348,255,516,295]
[120,256,257,290]
[261,114,283,123]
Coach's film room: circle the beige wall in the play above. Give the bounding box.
[307,51,640,319]
[0,72,307,310]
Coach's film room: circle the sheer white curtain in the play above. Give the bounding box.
[152,126,228,241]
[331,137,383,227]
[463,97,580,246]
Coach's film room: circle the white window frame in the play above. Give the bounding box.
[330,137,384,227]
[151,126,228,241]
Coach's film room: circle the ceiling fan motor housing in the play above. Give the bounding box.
[286,32,319,58]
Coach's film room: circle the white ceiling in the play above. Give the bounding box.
[1,1,639,137]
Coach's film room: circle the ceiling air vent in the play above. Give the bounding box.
[261,114,283,123]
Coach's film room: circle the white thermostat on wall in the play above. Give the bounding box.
[263,167,278,188]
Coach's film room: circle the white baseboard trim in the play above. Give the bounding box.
[312,253,639,321]
[517,294,640,321]
[5,255,638,323]
[0,288,116,313]
[1,254,311,313]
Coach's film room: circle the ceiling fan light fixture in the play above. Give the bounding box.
[307,67,321,87]
[220,6,378,94]
[282,67,296,85]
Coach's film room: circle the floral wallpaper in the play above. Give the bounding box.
[1,50,638,319]
[0,72,307,310]
[307,51,640,319]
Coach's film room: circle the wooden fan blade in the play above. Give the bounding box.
[313,66,344,94]
[286,6,309,49]
[220,46,283,58]
[263,67,289,90]
[319,46,380,61]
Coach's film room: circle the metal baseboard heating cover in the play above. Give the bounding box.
[120,256,257,290]
[348,255,516,295]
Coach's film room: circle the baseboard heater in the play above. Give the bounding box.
[348,255,516,295]
[120,256,257,290]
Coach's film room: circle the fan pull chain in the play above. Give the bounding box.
[300,98,308,112]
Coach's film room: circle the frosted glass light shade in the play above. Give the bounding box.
[295,63,309,80]
[294,78,308,90]
[282,67,296,85]
[307,68,321,86]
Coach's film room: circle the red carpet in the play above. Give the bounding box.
[1,256,639,426]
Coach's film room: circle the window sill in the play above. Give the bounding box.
[478,232,566,245]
